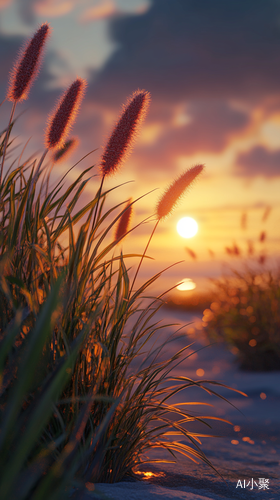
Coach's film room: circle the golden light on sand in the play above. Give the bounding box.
[176,278,196,291]
[134,471,165,479]
[177,217,198,238]
[242,437,255,444]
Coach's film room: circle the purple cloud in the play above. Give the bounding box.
[2,0,280,183]
[131,100,249,171]
[235,146,280,178]
[88,0,280,107]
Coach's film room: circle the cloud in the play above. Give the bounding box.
[118,100,249,175]
[235,146,280,178]
[79,0,119,23]
[3,0,280,186]
[160,101,247,153]
[0,34,23,91]
[87,0,280,108]
[81,0,280,179]
[79,0,151,24]
[34,0,74,17]
[14,0,75,24]
[0,0,12,11]
[16,0,37,25]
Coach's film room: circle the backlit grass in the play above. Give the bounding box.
[0,23,242,500]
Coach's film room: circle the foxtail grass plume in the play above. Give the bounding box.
[100,89,150,177]
[259,231,266,243]
[45,78,87,150]
[52,138,79,163]
[114,199,133,242]
[247,240,254,256]
[6,23,51,102]
[262,206,271,222]
[156,164,204,220]
[185,247,197,260]
[259,254,266,265]
[233,243,241,256]
[225,243,240,256]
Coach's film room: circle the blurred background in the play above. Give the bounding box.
[1,0,280,295]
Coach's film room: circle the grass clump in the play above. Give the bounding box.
[169,209,280,371]
[0,23,242,500]
[202,268,280,371]
[202,210,280,371]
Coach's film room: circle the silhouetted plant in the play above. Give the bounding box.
[202,209,280,371]
[0,23,243,500]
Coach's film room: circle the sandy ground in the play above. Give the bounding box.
[68,309,280,500]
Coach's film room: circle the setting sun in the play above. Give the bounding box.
[176,278,196,291]
[177,217,198,238]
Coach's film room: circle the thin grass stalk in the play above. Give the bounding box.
[129,165,204,298]
[0,101,17,185]
[17,136,32,169]
[85,175,105,255]
[16,167,37,252]
[129,219,159,297]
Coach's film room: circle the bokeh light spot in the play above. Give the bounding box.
[242,437,255,444]
[196,368,204,377]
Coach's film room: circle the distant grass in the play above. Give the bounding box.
[202,268,280,371]
[174,210,280,371]
[0,23,243,500]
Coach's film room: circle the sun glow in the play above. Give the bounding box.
[177,217,198,238]
[176,278,196,291]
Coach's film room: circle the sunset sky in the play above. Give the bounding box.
[1,0,280,294]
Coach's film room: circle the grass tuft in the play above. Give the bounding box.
[202,268,280,371]
[0,23,242,500]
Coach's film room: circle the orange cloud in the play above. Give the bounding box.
[34,0,74,17]
[0,0,12,10]
[79,0,118,23]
